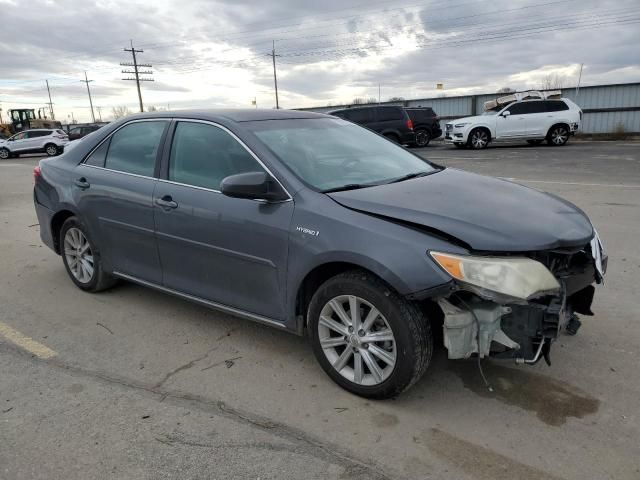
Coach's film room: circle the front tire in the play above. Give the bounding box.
[547,125,569,146]
[60,216,116,292]
[308,270,432,399]
[0,148,9,160]
[45,143,59,156]
[468,128,490,149]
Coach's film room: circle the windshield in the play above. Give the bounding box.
[246,118,437,191]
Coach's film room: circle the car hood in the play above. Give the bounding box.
[328,168,594,252]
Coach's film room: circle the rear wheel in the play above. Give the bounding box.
[308,270,432,399]
[0,148,9,160]
[60,216,116,292]
[547,125,569,146]
[414,129,431,147]
[468,128,490,149]
[45,143,59,156]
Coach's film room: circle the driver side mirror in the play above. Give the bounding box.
[501,110,511,117]
[221,171,288,202]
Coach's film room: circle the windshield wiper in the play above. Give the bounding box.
[322,183,377,193]
[386,171,433,184]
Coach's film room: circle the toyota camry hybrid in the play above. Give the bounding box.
[32,109,607,398]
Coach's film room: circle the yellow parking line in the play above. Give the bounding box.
[0,321,57,359]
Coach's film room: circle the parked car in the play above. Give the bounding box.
[445,98,582,149]
[0,129,68,159]
[404,107,442,147]
[33,109,606,398]
[329,105,415,145]
[68,124,102,141]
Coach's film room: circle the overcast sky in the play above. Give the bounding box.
[1,0,639,123]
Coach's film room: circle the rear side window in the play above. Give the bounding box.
[85,140,110,167]
[104,121,167,176]
[544,101,569,112]
[56,130,66,135]
[347,109,374,123]
[377,107,404,121]
[30,131,50,138]
[169,122,265,191]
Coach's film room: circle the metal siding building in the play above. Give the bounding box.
[300,82,640,134]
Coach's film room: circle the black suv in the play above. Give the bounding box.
[404,108,442,147]
[329,106,415,145]
[68,124,102,141]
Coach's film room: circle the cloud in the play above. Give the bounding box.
[1,0,638,120]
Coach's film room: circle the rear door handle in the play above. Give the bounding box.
[155,195,178,210]
[74,177,90,189]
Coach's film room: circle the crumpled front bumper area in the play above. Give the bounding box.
[437,244,607,365]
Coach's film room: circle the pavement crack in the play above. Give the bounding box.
[153,347,218,389]
[0,344,394,480]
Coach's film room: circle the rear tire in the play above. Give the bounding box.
[60,216,117,292]
[45,143,59,156]
[308,270,432,399]
[467,128,490,149]
[547,125,569,146]
[414,129,431,147]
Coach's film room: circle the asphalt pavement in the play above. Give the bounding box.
[1,140,639,479]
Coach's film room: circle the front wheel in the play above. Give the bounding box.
[45,143,59,156]
[308,270,432,399]
[547,125,569,146]
[414,129,431,147]
[0,148,9,160]
[468,128,490,149]
[60,216,117,292]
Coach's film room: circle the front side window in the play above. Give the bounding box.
[247,118,437,192]
[169,122,265,191]
[507,102,533,115]
[104,121,167,176]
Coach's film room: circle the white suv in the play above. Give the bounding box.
[445,98,582,149]
[0,129,69,159]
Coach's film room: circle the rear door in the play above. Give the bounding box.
[523,101,550,137]
[73,120,169,283]
[153,120,293,321]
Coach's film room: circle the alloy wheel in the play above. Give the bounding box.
[318,295,397,386]
[64,227,94,283]
[46,145,58,156]
[415,130,430,147]
[470,130,488,149]
[551,127,568,145]
[0,149,9,160]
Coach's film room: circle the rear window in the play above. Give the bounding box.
[406,108,436,121]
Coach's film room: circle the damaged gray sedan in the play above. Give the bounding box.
[33,110,606,398]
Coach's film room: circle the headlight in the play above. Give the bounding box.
[454,123,469,128]
[430,251,560,300]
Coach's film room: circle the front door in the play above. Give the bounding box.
[73,120,169,283]
[153,120,293,321]
[495,102,530,138]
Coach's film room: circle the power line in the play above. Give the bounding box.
[80,71,96,123]
[122,40,154,112]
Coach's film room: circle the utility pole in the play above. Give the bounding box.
[378,84,381,104]
[80,71,96,123]
[268,40,280,109]
[122,40,153,112]
[575,63,584,100]
[96,106,103,122]
[45,80,55,119]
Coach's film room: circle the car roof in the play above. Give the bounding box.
[329,105,403,113]
[122,108,329,123]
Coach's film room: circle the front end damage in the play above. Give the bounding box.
[433,233,606,365]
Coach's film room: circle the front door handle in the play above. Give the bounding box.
[155,195,178,210]
[74,177,90,189]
